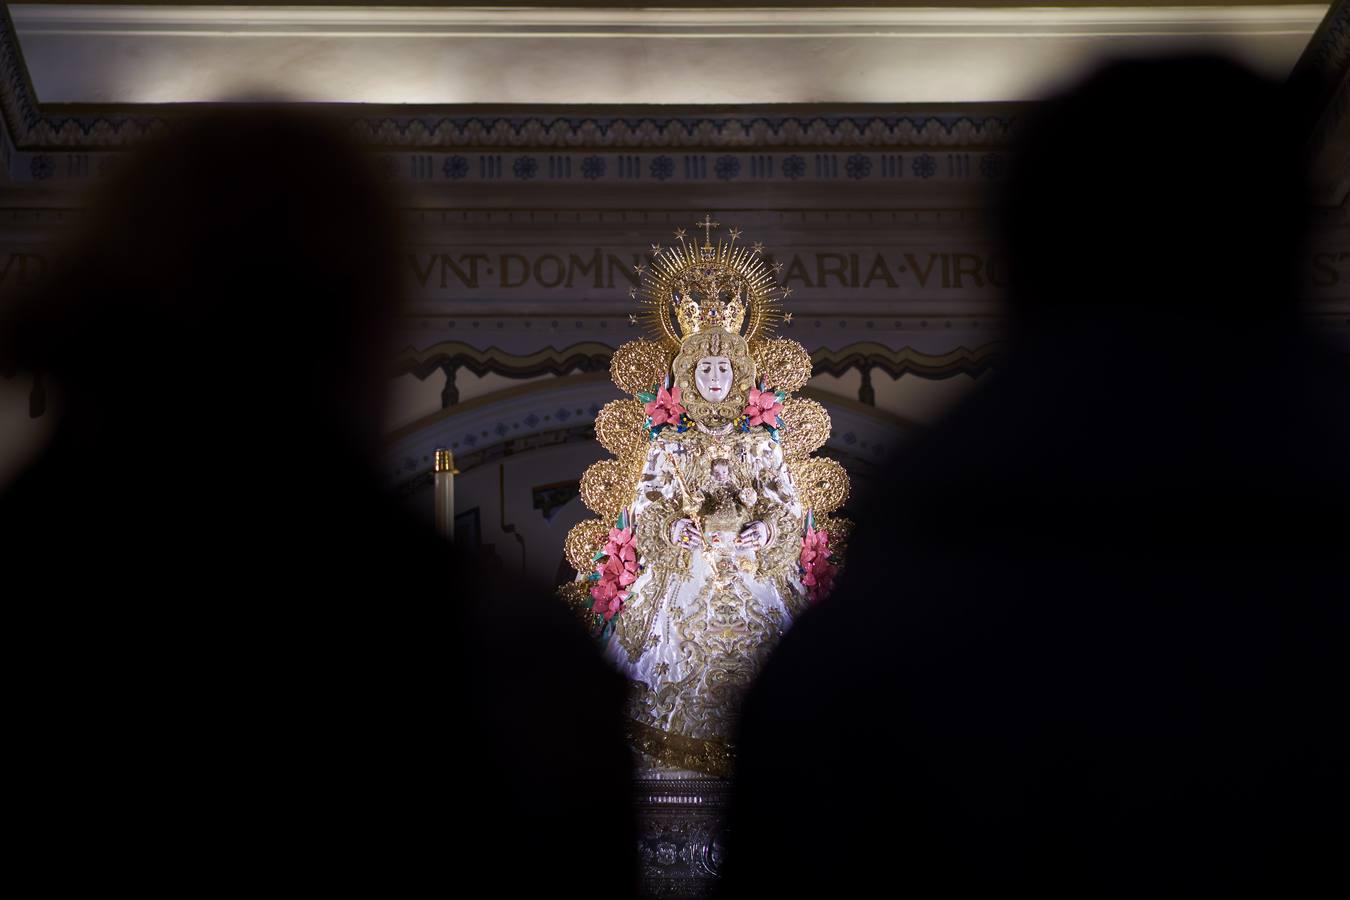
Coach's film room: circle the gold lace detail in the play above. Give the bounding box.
[776,573,810,619]
[614,570,676,664]
[635,499,690,573]
[753,501,800,578]
[627,573,784,745]
[625,719,734,779]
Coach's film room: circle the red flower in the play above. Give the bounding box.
[744,387,784,428]
[644,386,687,427]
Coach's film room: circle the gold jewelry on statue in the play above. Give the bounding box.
[565,518,611,574]
[555,218,855,776]
[794,456,850,515]
[635,215,787,352]
[594,399,649,464]
[750,337,813,393]
[779,397,831,459]
[671,330,758,428]
[580,458,636,519]
[610,339,672,397]
[566,215,850,616]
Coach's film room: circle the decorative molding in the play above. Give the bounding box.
[0,7,1007,155]
[1290,0,1350,203]
[0,5,38,136]
[0,5,1014,152]
[811,341,1000,380]
[10,5,1330,27]
[349,116,1014,152]
[1291,0,1350,92]
[378,148,1004,187]
[4,3,1345,201]
[3,3,1325,151]
[1,111,1016,155]
[393,340,614,383]
[391,340,999,385]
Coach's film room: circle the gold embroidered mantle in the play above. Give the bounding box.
[601,427,806,771]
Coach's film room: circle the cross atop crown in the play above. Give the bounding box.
[696,214,720,246]
[632,214,789,349]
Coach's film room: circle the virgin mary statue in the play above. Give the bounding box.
[561,219,852,777]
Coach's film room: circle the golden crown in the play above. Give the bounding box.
[674,288,747,336]
[633,214,788,349]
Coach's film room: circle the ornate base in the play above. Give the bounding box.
[635,776,732,900]
[627,719,736,778]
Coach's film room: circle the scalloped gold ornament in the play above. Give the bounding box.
[564,518,611,573]
[751,338,813,393]
[793,456,850,515]
[779,397,831,459]
[556,581,597,630]
[580,458,635,519]
[610,339,672,397]
[815,514,855,557]
[595,399,650,463]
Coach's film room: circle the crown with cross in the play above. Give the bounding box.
[633,214,789,349]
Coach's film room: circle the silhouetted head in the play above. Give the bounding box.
[2,106,401,457]
[997,56,1309,337]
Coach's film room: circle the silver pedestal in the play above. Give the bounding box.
[635,777,732,899]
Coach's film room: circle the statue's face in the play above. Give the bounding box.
[695,355,733,402]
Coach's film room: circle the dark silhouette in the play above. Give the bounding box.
[0,109,635,895]
[720,57,1349,898]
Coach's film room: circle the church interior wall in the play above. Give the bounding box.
[2,3,1349,590]
[4,172,1349,584]
[2,8,1347,893]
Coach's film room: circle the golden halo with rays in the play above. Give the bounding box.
[637,215,787,351]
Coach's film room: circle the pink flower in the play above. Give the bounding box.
[589,577,629,621]
[589,525,642,623]
[801,558,837,601]
[603,526,637,567]
[599,554,638,587]
[799,526,837,604]
[743,387,784,428]
[644,386,687,427]
[812,561,837,599]
[799,528,831,567]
